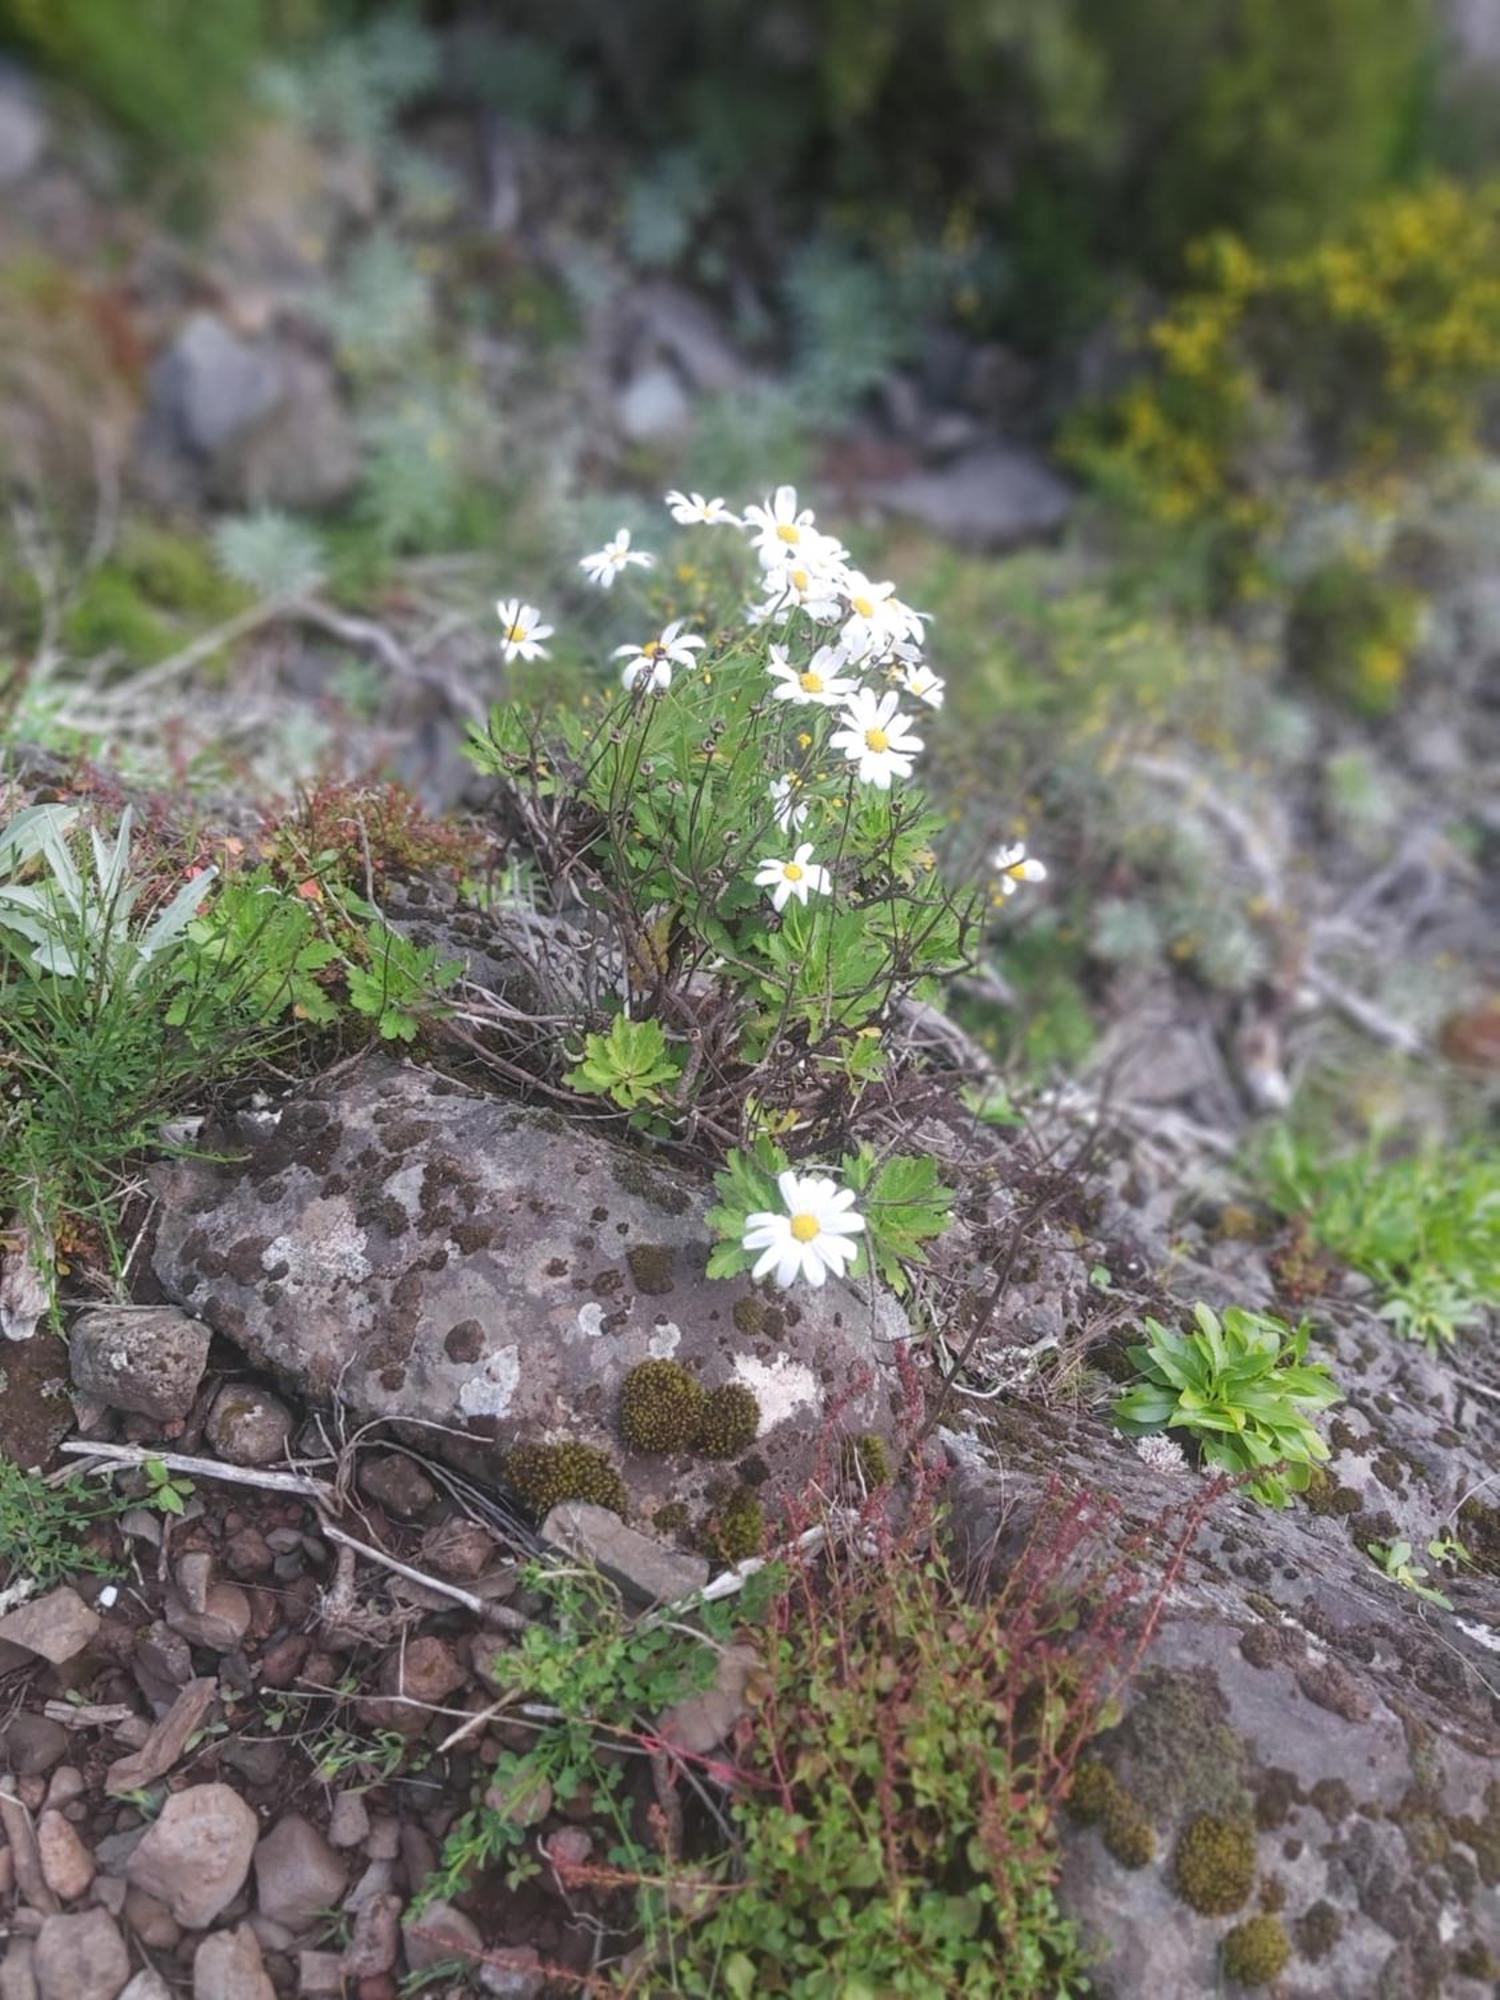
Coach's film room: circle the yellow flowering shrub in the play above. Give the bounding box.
[1070,181,1500,573]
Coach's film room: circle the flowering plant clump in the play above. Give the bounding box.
[470,485,1046,1291]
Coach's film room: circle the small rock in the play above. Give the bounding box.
[401,1899,481,1975]
[419,1519,497,1582]
[122,1889,180,1950]
[224,1528,274,1580]
[125,1784,260,1928]
[657,1641,762,1755]
[176,1552,213,1616]
[616,362,691,443]
[69,1309,210,1424]
[369,1636,466,1734]
[252,1814,347,1933]
[91,1878,126,1917]
[541,1503,709,1607]
[1,1714,68,1778]
[119,1976,172,2000]
[326,1792,369,1850]
[193,1926,275,2000]
[480,1947,544,1999]
[258,1633,309,1688]
[364,1817,400,1862]
[0,1940,35,2000]
[484,1768,551,1827]
[0,1589,100,1665]
[165,1582,252,1653]
[232,348,359,509]
[32,1909,128,2000]
[35,1811,94,1902]
[217,1737,288,1789]
[0,63,47,188]
[154,314,286,458]
[356,1455,437,1520]
[343,1891,401,1978]
[543,1826,592,1875]
[296,1951,345,1996]
[866,442,1074,551]
[206,1386,293,1468]
[43,1767,83,1811]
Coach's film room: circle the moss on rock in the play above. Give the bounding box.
[705,1489,765,1564]
[503,1441,628,1519]
[619,1359,705,1453]
[1174,1812,1256,1915]
[1221,1915,1291,1987]
[692,1383,761,1459]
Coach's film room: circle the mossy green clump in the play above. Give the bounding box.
[1065,1760,1155,1869]
[619,1359,705,1454]
[706,1490,765,1564]
[653,1502,690,1536]
[1294,1900,1342,1961]
[692,1384,761,1459]
[841,1432,892,1489]
[1174,1812,1256,1915]
[1221,1914,1291,1987]
[503,1442,628,1520]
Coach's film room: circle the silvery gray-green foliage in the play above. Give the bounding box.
[0,805,214,992]
[259,14,439,152]
[309,233,434,375]
[1091,898,1163,970]
[213,511,328,603]
[785,242,907,419]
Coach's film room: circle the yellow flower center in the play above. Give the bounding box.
[799,671,824,694]
[791,568,810,591]
[506,623,527,643]
[642,641,663,657]
[864,728,890,753]
[783,862,804,882]
[852,595,875,619]
[777,523,801,544]
[1005,861,1025,879]
[789,1213,821,1242]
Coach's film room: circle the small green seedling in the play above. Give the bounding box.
[1367,1538,1452,1611]
[144,1459,195,1517]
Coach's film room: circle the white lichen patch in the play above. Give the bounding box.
[267,1198,368,1286]
[731,1352,818,1431]
[576,1302,606,1339]
[647,1320,682,1358]
[458,1345,521,1418]
[380,1161,425,1216]
[1457,1616,1500,1655]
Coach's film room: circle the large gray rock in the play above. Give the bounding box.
[192,1925,274,2000]
[251,1813,346,1934]
[152,1060,907,1537]
[155,314,287,458]
[866,442,1073,550]
[70,1306,209,1423]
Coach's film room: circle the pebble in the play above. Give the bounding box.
[206,1385,293,1468]
[1,1714,68,1778]
[343,1891,402,1978]
[369,1636,466,1734]
[165,1582,253,1653]
[326,1792,369,1849]
[123,1888,181,1949]
[541,1502,709,1607]
[252,1813,348,1933]
[223,1528,274,1580]
[480,1947,544,1999]
[35,1811,94,1902]
[32,1909,128,2000]
[356,1455,437,1520]
[419,1519,498,1582]
[296,1951,346,1996]
[42,1767,83,1811]
[125,1784,260,1928]
[0,1590,100,1666]
[401,1899,481,1975]
[193,1924,275,2000]
[119,1975,172,2000]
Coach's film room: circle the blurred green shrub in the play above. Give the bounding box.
[1070,180,1500,597]
[1286,555,1424,716]
[0,0,312,169]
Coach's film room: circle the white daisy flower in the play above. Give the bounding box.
[742,1169,866,1288]
[743,484,819,563]
[765,642,860,709]
[747,552,847,626]
[665,490,739,526]
[897,660,945,708]
[838,573,924,664]
[993,842,1047,897]
[753,841,832,913]
[579,528,656,588]
[769,775,809,833]
[828,688,924,789]
[614,619,706,692]
[495,599,554,663]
